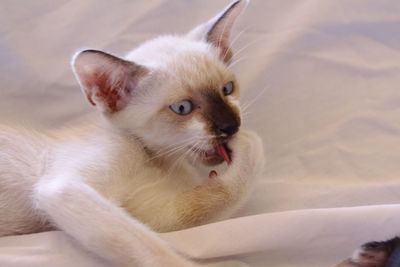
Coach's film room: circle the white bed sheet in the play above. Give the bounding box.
[1,0,400,266]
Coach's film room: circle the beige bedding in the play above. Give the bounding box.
[1,0,400,266]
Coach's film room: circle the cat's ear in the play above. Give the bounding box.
[72,49,148,113]
[187,0,248,63]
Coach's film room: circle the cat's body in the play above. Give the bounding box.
[0,1,264,266]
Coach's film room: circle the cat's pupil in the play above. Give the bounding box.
[169,100,192,115]
[222,82,233,96]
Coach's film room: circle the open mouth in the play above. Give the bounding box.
[192,143,231,165]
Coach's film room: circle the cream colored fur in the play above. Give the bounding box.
[0,1,264,266]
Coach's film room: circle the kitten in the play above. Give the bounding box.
[0,0,264,266]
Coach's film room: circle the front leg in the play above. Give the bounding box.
[34,178,196,267]
[172,130,265,229]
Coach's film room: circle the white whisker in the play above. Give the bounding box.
[223,25,253,61]
[145,136,200,162]
[165,140,201,175]
[241,85,269,113]
[241,111,252,119]
[228,57,248,69]
[190,140,207,165]
[229,38,260,64]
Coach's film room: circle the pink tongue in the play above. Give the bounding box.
[215,144,231,165]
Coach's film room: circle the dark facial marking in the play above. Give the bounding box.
[202,92,241,138]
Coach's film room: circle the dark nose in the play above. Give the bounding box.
[219,122,239,136]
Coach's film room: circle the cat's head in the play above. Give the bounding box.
[72,0,248,166]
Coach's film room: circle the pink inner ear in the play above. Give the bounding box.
[83,67,129,112]
[211,33,233,62]
[73,50,147,113]
[204,0,248,63]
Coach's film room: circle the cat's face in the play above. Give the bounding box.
[72,0,247,165]
[122,37,241,165]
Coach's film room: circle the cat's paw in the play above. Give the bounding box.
[228,130,265,178]
[350,245,387,267]
[336,238,400,267]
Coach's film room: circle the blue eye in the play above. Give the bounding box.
[170,100,193,115]
[222,82,233,96]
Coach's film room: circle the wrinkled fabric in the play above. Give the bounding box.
[1,0,400,266]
